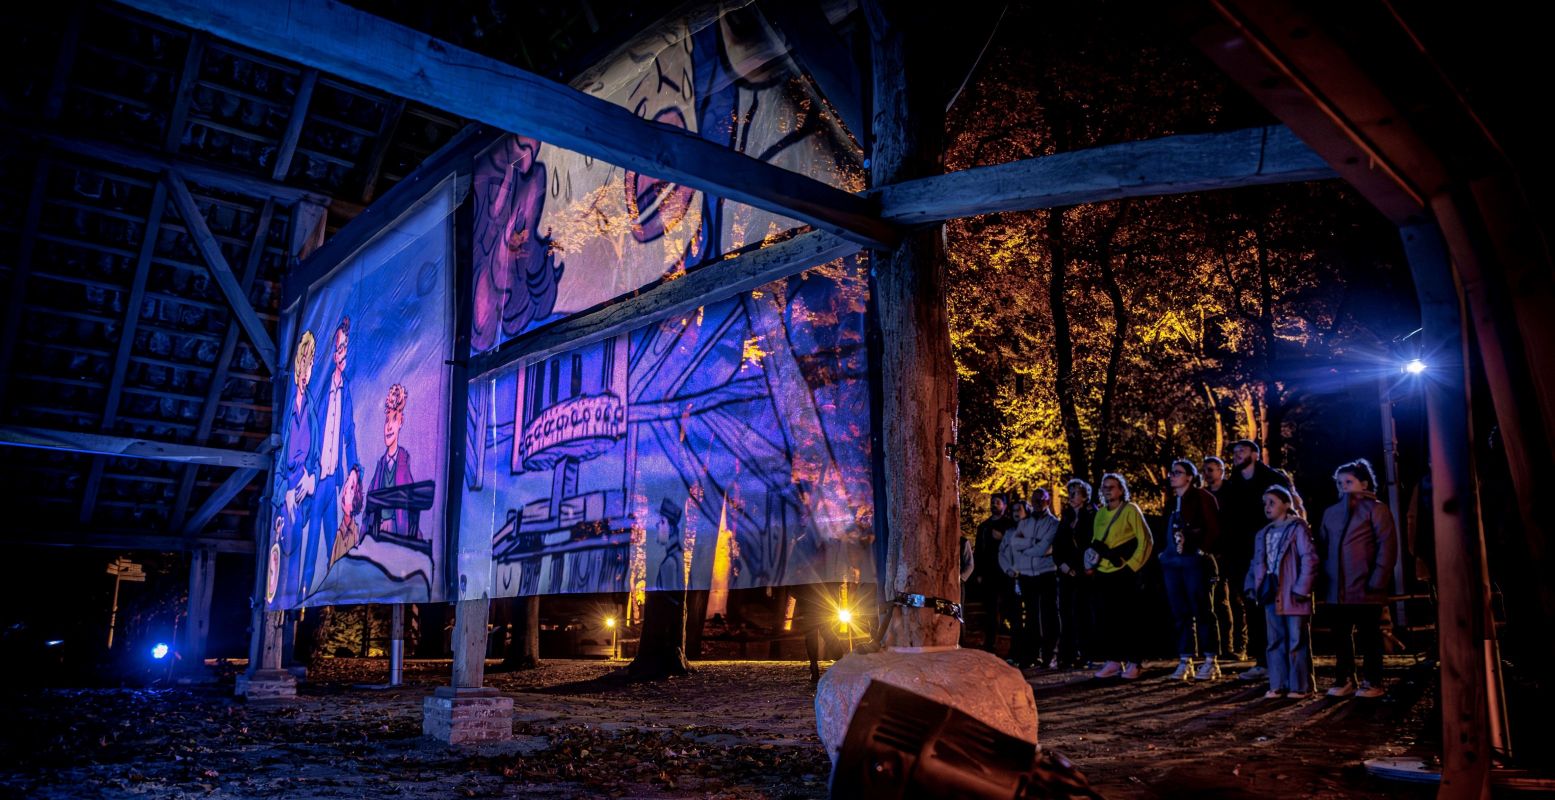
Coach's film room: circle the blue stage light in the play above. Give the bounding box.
[151,643,170,660]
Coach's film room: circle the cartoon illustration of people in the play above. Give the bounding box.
[307,315,358,597]
[371,383,417,537]
[330,464,364,567]
[654,498,686,593]
[278,330,318,600]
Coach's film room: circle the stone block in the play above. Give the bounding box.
[423,687,514,744]
[240,669,298,701]
[814,647,1037,764]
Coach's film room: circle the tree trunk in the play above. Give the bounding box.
[497,596,540,671]
[1252,227,1283,461]
[1048,207,1090,483]
[627,590,690,679]
[1095,250,1128,478]
[868,1,960,649]
[684,589,710,660]
[1201,381,1224,456]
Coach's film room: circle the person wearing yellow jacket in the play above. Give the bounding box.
[1087,473,1154,680]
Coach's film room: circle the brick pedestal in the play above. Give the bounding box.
[422,687,513,744]
[238,669,298,701]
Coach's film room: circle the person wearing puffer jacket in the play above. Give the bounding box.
[1317,459,1399,699]
[1088,473,1153,680]
[1001,489,1060,669]
[1244,485,1319,698]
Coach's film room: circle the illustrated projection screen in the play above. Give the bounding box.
[461,5,876,601]
[462,260,876,600]
[267,179,456,609]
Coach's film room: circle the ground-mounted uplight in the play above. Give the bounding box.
[44,639,64,647]
[837,609,853,625]
[1404,358,1427,375]
[151,642,170,660]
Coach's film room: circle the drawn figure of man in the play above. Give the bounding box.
[654,498,686,593]
[307,316,358,596]
[329,465,364,567]
[277,330,318,600]
[371,383,417,538]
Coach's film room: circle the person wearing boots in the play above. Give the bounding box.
[1160,459,1223,681]
[1317,459,1399,699]
[1245,485,1319,699]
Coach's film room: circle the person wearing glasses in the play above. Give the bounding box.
[1160,459,1223,680]
[1317,459,1399,698]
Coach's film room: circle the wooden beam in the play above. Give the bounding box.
[1184,2,1428,224]
[115,0,900,250]
[271,68,318,180]
[9,530,254,554]
[359,97,407,203]
[181,464,262,535]
[164,32,208,152]
[468,230,861,382]
[164,171,278,373]
[760,0,867,145]
[173,199,276,529]
[81,180,172,523]
[0,159,52,414]
[0,119,331,206]
[876,125,1337,224]
[100,182,171,430]
[866,1,960,649]
[285,125,501,302]
[183,546,217,665]
[0,425,273,468]
[44,0,86,121]
[1398,222,1493,798]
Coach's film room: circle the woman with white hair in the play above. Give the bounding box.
[1088,473,1153,680]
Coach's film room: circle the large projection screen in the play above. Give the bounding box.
[458,4,877,607]
[267,179,456,609]
[462,258,876,604]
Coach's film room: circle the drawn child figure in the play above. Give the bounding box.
[371,383,417,538]
[330,465,364,568]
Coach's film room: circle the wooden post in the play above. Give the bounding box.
[184,547,216,671]
[867,2,960,649]
[1398,223,1492,799]
[449,598,489,689]
[423,597,511,743]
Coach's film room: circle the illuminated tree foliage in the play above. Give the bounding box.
[945,2,1417,516]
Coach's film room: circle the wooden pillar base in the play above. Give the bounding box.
[238,668,298,701]
[422,686,513,744]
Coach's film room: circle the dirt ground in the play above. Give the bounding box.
[0,655,1439,799]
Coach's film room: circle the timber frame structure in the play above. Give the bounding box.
[5,1,1549,794]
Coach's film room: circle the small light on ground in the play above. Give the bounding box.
[837,609,852,624]
[1404,358,1427,375]
[44,640,64,647]
[604,617,616,629]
